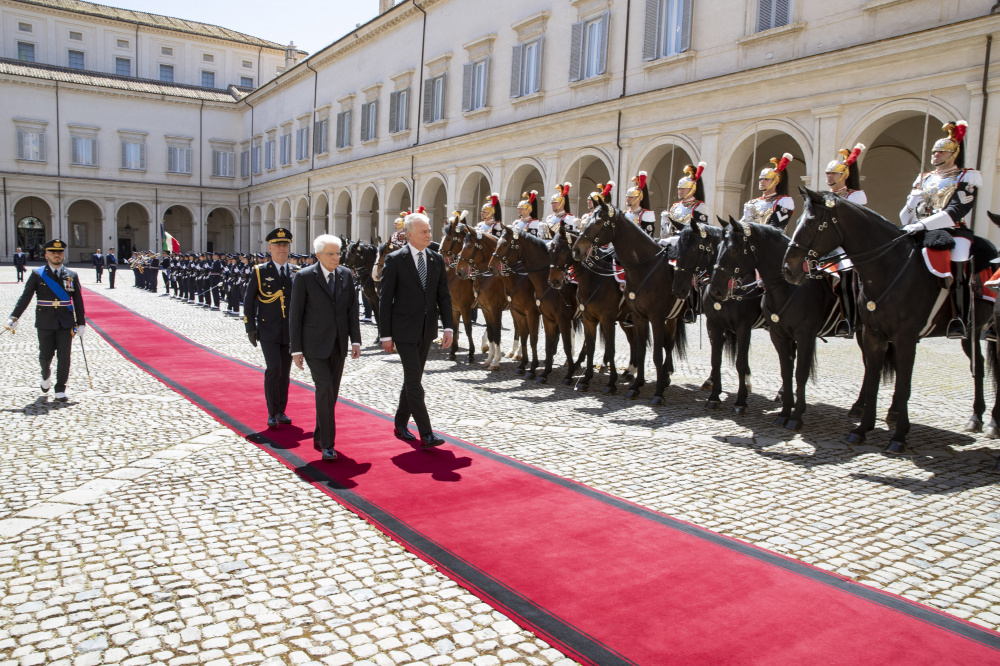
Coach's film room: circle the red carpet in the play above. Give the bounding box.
[82,288,1000,665]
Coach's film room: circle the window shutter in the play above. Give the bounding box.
[642,0,660,61]
[336,112,345,148]
[679,0,692,52]
[462,63,473,112]
[423,79,434,123]
[212,150,218,176]
[168,146,175,173]
[482,56,490,107]
[400,88,409,130]
[361,103,370,141]
[569,21,584,81]
[510,44,523,98]
[345,110,352,144]
[121,140,127,168]
[139,142,145,170]
[372,100,378,139]
[757,0,774,32]
[37,133,46,161]
[535,38,544,92]
[774,0,790,27]
[389,91,399,133]
[72,137,80,165]
[16,130,25,160]
[91,138,98,166]
[598,11,611,75]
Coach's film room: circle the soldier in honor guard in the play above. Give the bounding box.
[742,153,795,232]
[105,247,117,289]
[514,191,541,237]
[7,239,87,402]
[92,248,104,283]
[901,121,982,339]
[390,211,411,246]
[624,172,657,236]
[209,251,224,310]
[825,144,867,337]
[543,183,577,239]
[161,252,172,294]
[13,246,27,282]
[477,194,504,237]
[244,227,295,428]
[663,163,710,323]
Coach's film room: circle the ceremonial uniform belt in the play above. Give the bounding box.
[37,300,72,308]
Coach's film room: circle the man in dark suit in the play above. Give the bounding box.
[290,235,362,460]
[7,239,86,402]
[245,228,295,428]
[105,248,117,289]
[13,247,27,282]
[379,211,453,448]
[92,248,104,283]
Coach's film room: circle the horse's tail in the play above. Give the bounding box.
[673,319,688,360]
[881,341,897,385]
[722,330,737,366]
[572,312,583,334]
[988,341,999,389]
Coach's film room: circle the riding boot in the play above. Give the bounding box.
[947,262,970,340]
[683,289,698,324]
[834,273,855,338]
[986,321,998,343]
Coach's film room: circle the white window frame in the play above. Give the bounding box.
[279,133,291,166]
[251,143,262,175]
[756,0,791,32]
[16,128,46,162]
[314,118,329,154]
[17,42,35,62]
[511,38,543,98]
[463,58,490,112]
[389,88,409,134]
[71,135,98,166]
[68,50,85,70]
[201,70,216,88]
[159,64,174,82]
[212,149,235,178]
[166,145,192,174]
[240,76,254,88]
[569,11,610,82]
[423,74,446,124]
[121,140,146,171]
[643,0,692,61]
[240,149,250,178]
[265,139,276,170]
[115,57,131,77]
[361,100,378,143]
[295,126,309,161]
[336,110,352,149]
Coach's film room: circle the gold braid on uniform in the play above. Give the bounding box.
[253,264,286,318]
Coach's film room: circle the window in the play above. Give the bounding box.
[68,50,85,70]
[117,39,130,49]
[279,133,291,165]
[295,126,309,161]
[69,31,83,42]
[511,39,542,98]
[462,58,489,112]
[242,60,253,69]
[115,57,131,77]
[643,0,692,61]
[361,100,377,142]
[16,130,46,162]
[212,149,235,178]
[161,46,173,56]
[18,22,32,33]
[265,139,276,170]
[240,149,250,178]
[313,118,329,154]
[167,146,192,174]
[240,76,254,88]
[336,110,352,149]
[18,42,35,62]
[569,12,610,81]
[203,54,214,63]
[422,75,446,124]
[252,144,262,174]
[201,71,216,88]
[71,136,98,166]
[159,64,174,82]
[389,88,409,133]
[757,0,790,32]
[120,140,145,170]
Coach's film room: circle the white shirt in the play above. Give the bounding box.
[292,263,359,357]
[380,245,452,342]
[272,261,289,278]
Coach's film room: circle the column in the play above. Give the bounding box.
[811,106,841,192]
[698,124,722,220]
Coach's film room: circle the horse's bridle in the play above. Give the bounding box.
[713,228,766,303]
[456,231,495,278]
[786,195,848,274]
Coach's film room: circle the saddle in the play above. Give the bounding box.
[920,229,998,301]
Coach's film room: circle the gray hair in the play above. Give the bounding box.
[403,212,430,233]
[313,234,342,254]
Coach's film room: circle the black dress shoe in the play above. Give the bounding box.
[420,433,445,449]
[276,413,292,425]
[393,427,417,442]
[321,448,337,461]
[267,416,279,428]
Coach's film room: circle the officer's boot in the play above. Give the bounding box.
[834,273,856,338]
[683,286,698,324]
[947,262,970,340]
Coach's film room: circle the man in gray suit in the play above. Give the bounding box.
[289,235,361,461]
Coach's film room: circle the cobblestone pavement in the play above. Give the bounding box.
[2,264,1000,666]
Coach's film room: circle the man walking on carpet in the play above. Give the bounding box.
[92,248,104,283]
[289,235,362,461]
[7,239,87,402]
[379,210,453,448]
[105,247,117,289]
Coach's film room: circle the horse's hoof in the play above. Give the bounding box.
[885,440,907,455]
[489,365,500,372]
[784,419,803,431]
[700,379,713,391]
[885,410,898,425]
[705,400,721,411]
[848,405,864,418]
[562,377,573,386]
[515,368,525,376]
[625,390,640,400]
[575,382,589,392]
[773,416,787,427]
[603,386,616,395]
[536,376,548,384]
[733,405,747,416]
[844,432,865,445]
[965,417,984,433]
[650,396,663,406]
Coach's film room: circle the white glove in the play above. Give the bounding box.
[5,317,16,333]
[742,202,754,223]
[76,325,87,339]
[905,192,923,210]
[902,222,925,234]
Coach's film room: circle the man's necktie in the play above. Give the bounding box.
[417,251,427,289]
[327,271,335,297]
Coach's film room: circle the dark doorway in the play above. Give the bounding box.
[118,238,133,260]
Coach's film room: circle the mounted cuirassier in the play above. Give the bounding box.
[664,162,709,324]
[391,210,411,246]
[514,190,541,237]
[477,193,504,237]
[624,171,657,236]
[825,144,867,337]
[743,153,795,233]
[543,183,577,239]
[900,120,982,339]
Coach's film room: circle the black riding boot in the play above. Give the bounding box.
[947,262,970,340]
[683,288,698,324]
[834,273,856,338]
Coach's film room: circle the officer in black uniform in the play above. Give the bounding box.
[244,228,295,427]
[105,247,117,289]
[161,252,172,295]
[91,248,104,283]
[209,251,224,310]
[7,239,86,402]
[13,247,27,282]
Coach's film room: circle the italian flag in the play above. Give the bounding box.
[161,224,180,253]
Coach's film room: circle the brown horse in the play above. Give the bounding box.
[492,227,581,384]
[549,224,636,393]
[440,214,477,363]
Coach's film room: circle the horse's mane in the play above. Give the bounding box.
[677,222,722,250]
[745,221,790,244]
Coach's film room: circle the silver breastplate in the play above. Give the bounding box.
[916,171,959,219]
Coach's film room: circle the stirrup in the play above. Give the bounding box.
[985,323,998,343]
[834,319,853,338]
[946,317,967,340]
[622,315,634,328]
[682,309,696,325]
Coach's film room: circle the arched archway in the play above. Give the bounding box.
[458,169,491,215]
[263,202,276,241]
[277,200,292,235]
[14,196,51,260]
[239,208,250,253]
[206,207,236,254]
[417,176,448,239]
[359,186,381,243]
[334,191,353,238]
[162,205,194,251]
[561,151,614,219]
[251,206,263,250]
[116,202,150,259]
[503,160,545,222]
[66,199,103,261]
[312,193,329,240]
[293,197,309,253]
[385,181,412,222]
[633,139,697,232]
